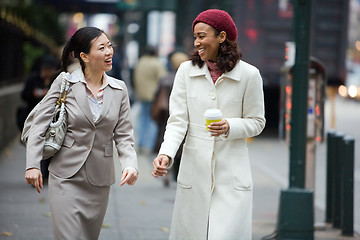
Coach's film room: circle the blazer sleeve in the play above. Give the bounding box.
[225,68,266,140]
[25,73,64,170]
[113,82,138,172]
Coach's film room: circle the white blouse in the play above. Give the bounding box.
[79,77,107,122]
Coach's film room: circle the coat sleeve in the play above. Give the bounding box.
[225,68,266,140]
[25,73,64,170]
[113,82,138,172]
[158,63,189,166]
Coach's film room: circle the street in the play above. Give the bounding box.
[250,95,360,235]
[0,95,359,239]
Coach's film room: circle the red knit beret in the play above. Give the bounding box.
[192,9,238,42]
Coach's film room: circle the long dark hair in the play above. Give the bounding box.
[190,29,242,73]
[60,27,105,73]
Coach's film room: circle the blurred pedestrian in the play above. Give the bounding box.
[18,55,59,130]
[18,54,59,183]
[152,52,188,187]
[25,26,138,240]
[152,9,266,239]
[133,46,166,154]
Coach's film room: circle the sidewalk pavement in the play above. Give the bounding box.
[0,136,359,240]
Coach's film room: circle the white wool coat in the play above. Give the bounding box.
[159,60,266,240]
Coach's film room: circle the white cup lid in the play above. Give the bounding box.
[204,109,222,119]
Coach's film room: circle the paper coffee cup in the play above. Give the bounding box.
[204,109,222,131]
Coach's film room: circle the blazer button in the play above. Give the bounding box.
[91,127,95,131]
[87,145,91,150]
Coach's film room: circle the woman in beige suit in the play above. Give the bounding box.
[25,27,138,240]
[152,9,265,239]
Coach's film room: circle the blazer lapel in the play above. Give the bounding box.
[95,86,113,124]
[72,83,95,126]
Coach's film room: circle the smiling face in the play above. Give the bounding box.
[193,22,226,62]
[81,33,113,73]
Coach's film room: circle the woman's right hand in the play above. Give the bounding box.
[152,154,169,178]
[25,168,43,193]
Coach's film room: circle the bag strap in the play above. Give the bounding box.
[56,77,70,106]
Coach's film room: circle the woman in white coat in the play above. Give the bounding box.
[152,9,266,240]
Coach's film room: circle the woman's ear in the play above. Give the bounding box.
[219,31,227,44]
[80,52,89,63]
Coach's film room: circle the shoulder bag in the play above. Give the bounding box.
[21,74,70,159]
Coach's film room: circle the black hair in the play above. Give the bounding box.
[60,26,105,73]
[144,45,157,56]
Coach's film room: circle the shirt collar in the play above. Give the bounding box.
[67,67,123,90]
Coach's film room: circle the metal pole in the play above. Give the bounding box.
[326,131,336,223]
[333,132,345,228]
[289,0,312,189]
[272,1,314,238]
[341,136,354,236]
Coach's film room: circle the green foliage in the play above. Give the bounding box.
[23,42,45,76]
[7,2,65,46]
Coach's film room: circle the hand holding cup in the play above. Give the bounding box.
[205,109,229,136]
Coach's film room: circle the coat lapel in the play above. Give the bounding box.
[95,86,113,124]
[222,61,242,82]
[189,64,214,85]
[72,83,95,126]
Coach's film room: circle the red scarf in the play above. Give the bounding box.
[206,61,223,84]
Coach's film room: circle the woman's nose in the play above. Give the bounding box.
[106,47,112,55]
[194,39,200,47]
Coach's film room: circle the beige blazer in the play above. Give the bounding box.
[26,68,138,187]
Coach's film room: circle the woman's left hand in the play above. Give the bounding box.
[120,168,138,186]
[208,119,229,137]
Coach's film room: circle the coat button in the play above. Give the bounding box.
[87,145,91,150]
[209,92,216,100]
